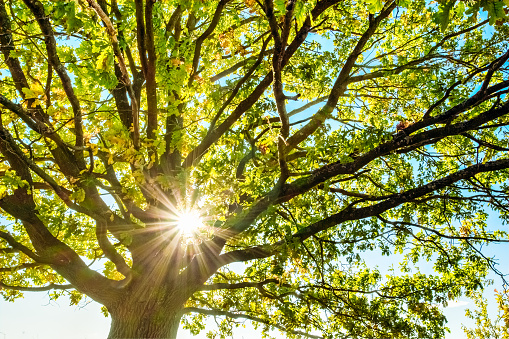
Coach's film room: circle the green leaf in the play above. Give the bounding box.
[70,188,86,203]
[434,1,455,32]
[365,0,383,13]
[274,0,286,14]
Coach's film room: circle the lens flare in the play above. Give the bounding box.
[176,210,203,234]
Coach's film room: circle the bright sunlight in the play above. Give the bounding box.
[176,210,204,234]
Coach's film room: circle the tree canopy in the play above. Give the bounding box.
[1,0,509,338]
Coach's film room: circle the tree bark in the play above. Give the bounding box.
[107,290,186,339]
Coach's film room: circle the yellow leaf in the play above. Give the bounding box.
[21,87,38,99]
[170,58,183,66]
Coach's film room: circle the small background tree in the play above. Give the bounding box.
[1,0,509,338]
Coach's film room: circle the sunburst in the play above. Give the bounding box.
[176,210,204,235]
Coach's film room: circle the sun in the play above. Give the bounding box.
[176,210,204,234]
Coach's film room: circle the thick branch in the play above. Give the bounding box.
[0,0,30,96]
[199,278,279,291]
[269,2,291,179]
[145,0,157,143]
[216,156,509,267]
[164,5,182,39]
[281,97,509,201]
[95,220,132,279]
[0,126,87,215]
[0,231,44,262]
[294,158,509,242]
[134,0,148,77]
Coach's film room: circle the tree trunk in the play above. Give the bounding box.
[107,294,185,339]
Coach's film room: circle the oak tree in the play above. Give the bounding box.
[1,0,509,338]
